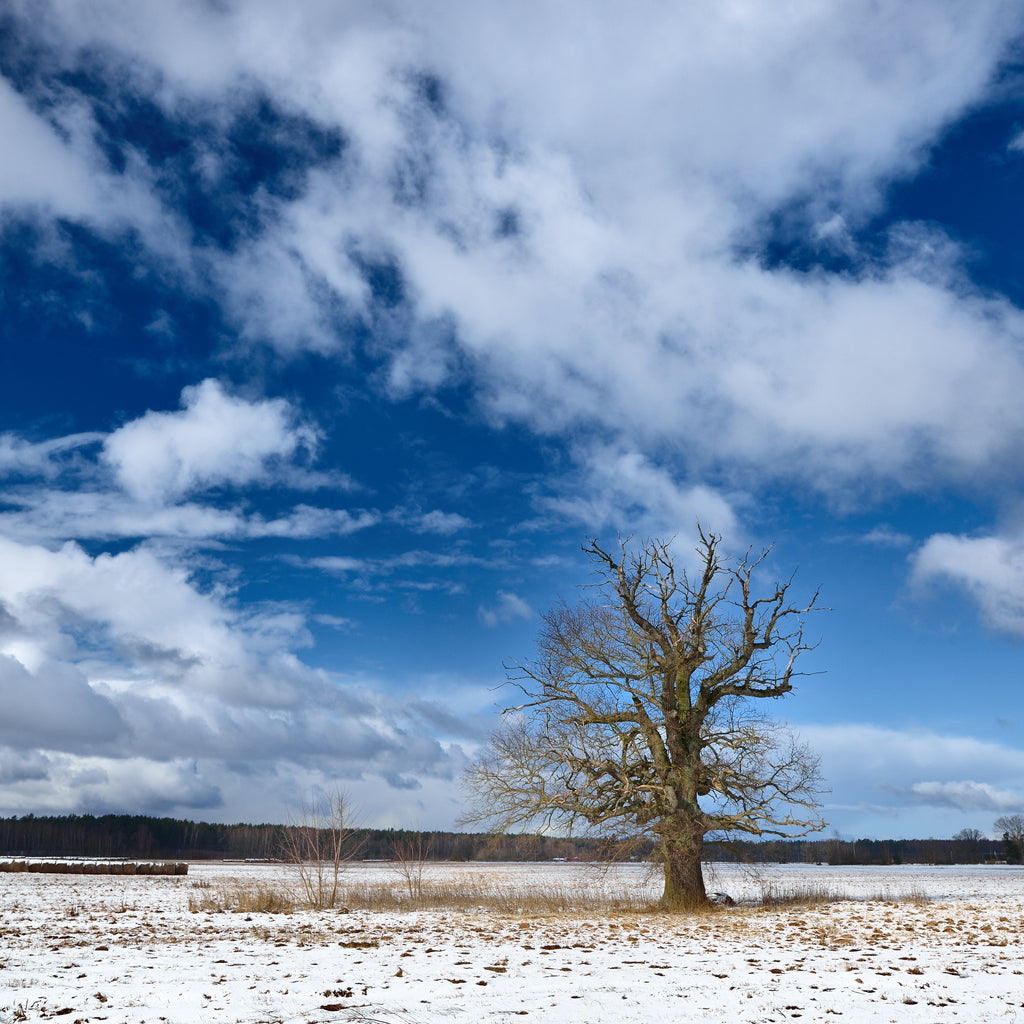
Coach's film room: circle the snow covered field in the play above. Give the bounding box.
[1,860,1022,1023]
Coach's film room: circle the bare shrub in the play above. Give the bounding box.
[391,832,433,900]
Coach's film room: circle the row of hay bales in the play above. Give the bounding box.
[0,860,188,875]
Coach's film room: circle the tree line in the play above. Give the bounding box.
[1,814,1018,864]
[708,834,1011,866]
[0,814,615,862]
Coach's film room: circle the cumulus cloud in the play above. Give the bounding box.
[71,758,225,814]
[912,531,1024,635]
[0,535,264,702]
[0,72,154,226]
[0,533,477,821]
[0,380,383,547]
[103,379,317,503]
[0,748,50,785]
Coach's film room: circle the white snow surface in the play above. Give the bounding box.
[1,860,1023,1022]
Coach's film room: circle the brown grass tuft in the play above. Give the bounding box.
[188,882,296,914]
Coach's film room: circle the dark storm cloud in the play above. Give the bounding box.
[0,653,125,749]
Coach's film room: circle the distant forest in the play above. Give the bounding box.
[0,814,1016,865]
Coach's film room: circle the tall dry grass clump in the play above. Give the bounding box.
[189,882,296,914]
[757,881,839,907]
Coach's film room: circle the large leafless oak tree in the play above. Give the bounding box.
[463,530,826,909]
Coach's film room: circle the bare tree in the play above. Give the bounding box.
[951,827,985,863]
[462,530,826,909]
[994,813,1024,863]
[280,788,363,909]
[953,828,984,841]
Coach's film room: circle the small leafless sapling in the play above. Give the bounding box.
[280,788,363,909]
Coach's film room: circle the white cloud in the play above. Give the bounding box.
[478,590,532,628]
[312,613,356,631]
[0,490,248,543]
[0,74,113,219]
[307,555,367,575]
[911,531,1024,635]
[103,379,317,503]
[0,489,380,546]
[309,549,496,577]
[861,525,913,548]
[893,780,1024,812]
[409,510,472,535]
[247,506,380,539]
[0,431,104,477]
[0,64,191,273]
[5,1,1024,502]
[538,446,740,541]
[0,385,377,546]
[0,535,252,699]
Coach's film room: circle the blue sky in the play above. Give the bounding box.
[2,0,1024,840]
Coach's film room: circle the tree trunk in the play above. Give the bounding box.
[660,832,708,910]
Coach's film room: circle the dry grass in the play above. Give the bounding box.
[188,882,296,914]
[756,884,930,910]
[189,874,662,916]
[340,878,660,914]
[756,881,841,907]
[184,866,936,919]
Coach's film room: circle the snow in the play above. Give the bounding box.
[1,861,1023,1022]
